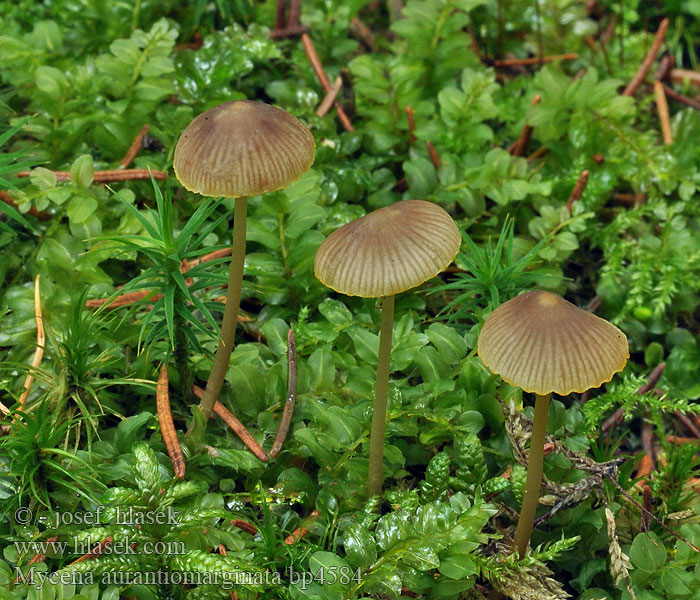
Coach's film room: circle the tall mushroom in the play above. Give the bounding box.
[477,290,629,556]
[314,200,461,496]
[174,100,315,426]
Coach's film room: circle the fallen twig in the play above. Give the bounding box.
[405,105,416,144]
[622,18,668,97]
[231,519,258,535]
[275,0,287,29]
[18,275,45,408]
[508,95,541,157]
[669,68,700,86]
[17,169,167,183]
[350,17,377,51]
[675,411,700,439]
[566,169,589,211]
[193,385,269,462]
[270,330,297,458]
[119,125,149,168]
[426,141,441,169]
[316,76,343,118]
[69,537,113,564]
[602,363,665,434]
[269,24,309,38]
[661,82,700,111]
[611,192,646,206]
[157,365,186,479]
[493,53,578,68]
[284,510,319,544]
[0,190,52,221]
[300,33,354,131]
[653,81,672,144]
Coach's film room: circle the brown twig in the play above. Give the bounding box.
[231,519,258,535]
[676,411,700,439]
[193,385,269,462]
[18,275,45,408]
[284,510,319,544]
[119,125,149,168]
[493,53,579,68]
[69,537,113,564]
[640,485,652,532]
[653,54,674,82]
[566,170,589,211]
[269,24,310,39]
[270,330,297,458]
[667,435,700,445]
[0,190,52,221]
[600,15,617,45]
[300,33,354,131]
[622,18,668,97]
[508,95,541,157]
[316,76,343,118]
[669,68,700,86]
[426,141,441,169]
[157,365,186,479]
[405,106,416,145]
[527,146,549,162]
[661,82,700,111]
[288,0,301,26]
[350,17,377,51]
[653,81,673,144]
[612,192,646,206]
[602,363,665,434]
[17,169,167,183]
[275,0,287,28]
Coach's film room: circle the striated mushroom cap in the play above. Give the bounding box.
[314,199,461,298]
[477,290,629,395]
[173,100,315,198]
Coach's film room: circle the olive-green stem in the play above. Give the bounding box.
[513,392,551,557]
[194,196,247,429]
[367,294,395,498]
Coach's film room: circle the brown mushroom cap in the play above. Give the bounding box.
[314,199,461,298]
[173,100,315,198]
[477,290,629,395]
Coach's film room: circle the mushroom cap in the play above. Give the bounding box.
[314,199,461,298]
[477,290,629,395]
[173,100,315,198]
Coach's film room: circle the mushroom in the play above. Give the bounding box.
[477,290,629,556]
[314,199,461,496]
[174,100,315,425]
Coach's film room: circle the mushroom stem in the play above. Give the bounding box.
[513,392,550,557]
[194,196,248,428]
[367,294,395,497]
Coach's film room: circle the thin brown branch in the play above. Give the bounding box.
[526,146,549,162]
[231,519,258,535]
[18,275,45,408]
[661,82,700,111]
[269,24,310,39]
[669,68,700,86]
[350,17,377,51]
[69,537,113,564]
[193,385,269,462]
[86,289,162,309]
[600,15,617,45]
[275,0,287,29]
[284,510,319,544]
[640,485,652,532]
[566,169,589,211]
[676,411,700,439]
[653,81,673,144]
[119,125,149,168]
[653,54,674,82]
[425,141,441,169]
[622,18,669,97]
[316,76,343,118]
[405,106,416,144]
[157,365,185,479]
[17,169,167,183]
[508,95,541,157]
[493,53,578,68]
[300,33,354,131]
[612,192,646,206]
[270,329,297,458]
[602,363,665,434]
[0,190,52,221]
[288,0,301,27]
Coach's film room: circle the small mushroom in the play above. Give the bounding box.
[174,100,315,425]
[477,290,629,556]
[314,199,461,496]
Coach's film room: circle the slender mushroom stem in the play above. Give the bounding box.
[513,392,550,557]
[367,294,395,497]
[193,196,248,429]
